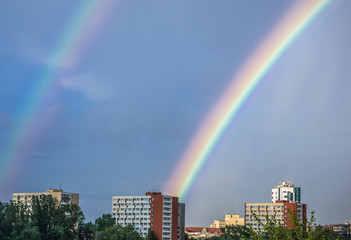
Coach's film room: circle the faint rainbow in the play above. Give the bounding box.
[164,0,331,202]
[0,0,118,185]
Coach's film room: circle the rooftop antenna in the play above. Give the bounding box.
[59,184,62,190]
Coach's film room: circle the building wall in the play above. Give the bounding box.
[272,181,301,203]
[225,214,244,226]
[245,202,306,231]
[245,203,285,232]
[150,193,163,239]
[210,220,225,228]
[113,192,183,240]
[178,203,185,240]
[112,195,151,237]
[171,196,179,240]
[12,189,79,209]
[281,201,306,228]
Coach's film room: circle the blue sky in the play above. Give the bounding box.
[1,0,351,226]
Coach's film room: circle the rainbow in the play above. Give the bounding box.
[164,0,331,202]
[0,0,117,186]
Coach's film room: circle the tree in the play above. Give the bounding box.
[30,195,84,240]
[145,228,158,240]
[95,213,115,232]
[94,224,142,240]
[78,221,95,240]
[245,210,340,240]
[17,226,41,240]
[220,225,252,240]
[0,201,30,240]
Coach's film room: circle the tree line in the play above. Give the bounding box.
[0,195,157,240]
[189,211,350,240]
[1,196,350,240]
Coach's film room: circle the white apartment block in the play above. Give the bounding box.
[112,195,151,237]
[112,192,183,240]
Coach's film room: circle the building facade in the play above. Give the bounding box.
[12,189,79,209]
[246,181,306,232]
[272,180,301,203]
[322,223,351,237]
[245,201,306,231]
[112,192,185,240]
[210,220,226,228]
[210,214,244,228]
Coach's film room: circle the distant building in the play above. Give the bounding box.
[322,223,351,237]
[245,201,306,231]
[245,180,306,232]
[210,214,244,228]
[112,192,185,240]
[225,214,245,226]
[210,220,225,228]
[12,189,79,209]
[178,203,186,240]
[185,227,221,238]
[272,180,301,203]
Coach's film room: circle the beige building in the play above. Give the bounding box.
[225,214,245,226]
[210,220,226,228]
[245,201,306,232]
[12,189,79,209]
[210,214,244,228]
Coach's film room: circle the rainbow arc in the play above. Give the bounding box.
[164,0,331,202]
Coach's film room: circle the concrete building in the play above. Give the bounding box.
[322,223,351,237]
[272,180,301,203]
[178,203,186,240]
[12,189,79,209]
[210,214,244,228]
[245,201,306,231]
[246,181,306,232]
[210,220,226,228]
[225,214,245,226]
[112,192,185,240]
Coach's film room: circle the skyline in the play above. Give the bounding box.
[1,0,351,226]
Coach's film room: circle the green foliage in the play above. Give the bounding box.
[0,195,84,240]
[245,210,340,240]
[205,211,344,240]
[220,225,252,239]
[30,195,84,240]
[145,228,158,240]
[94,224,143,240]
[0,201,30,239]
[94,213,115,232]
[78,221,95,240]
[17,226,41,240]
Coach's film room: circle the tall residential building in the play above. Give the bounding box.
[245,201,307,231]
[112,192,185,240]
[272,180,301,203]
[12,189,79,209]
[245,181,306,231]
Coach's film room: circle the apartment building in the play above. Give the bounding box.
[12,188,79,209]
[112,192,185,240]
[245,180,306,231]
[272,180,301,203]
[245,201,306,231]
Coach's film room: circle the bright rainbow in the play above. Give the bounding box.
[164,0,331,202]
[0,0,117,186]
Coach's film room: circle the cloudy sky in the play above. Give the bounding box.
[1,0,351,226]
